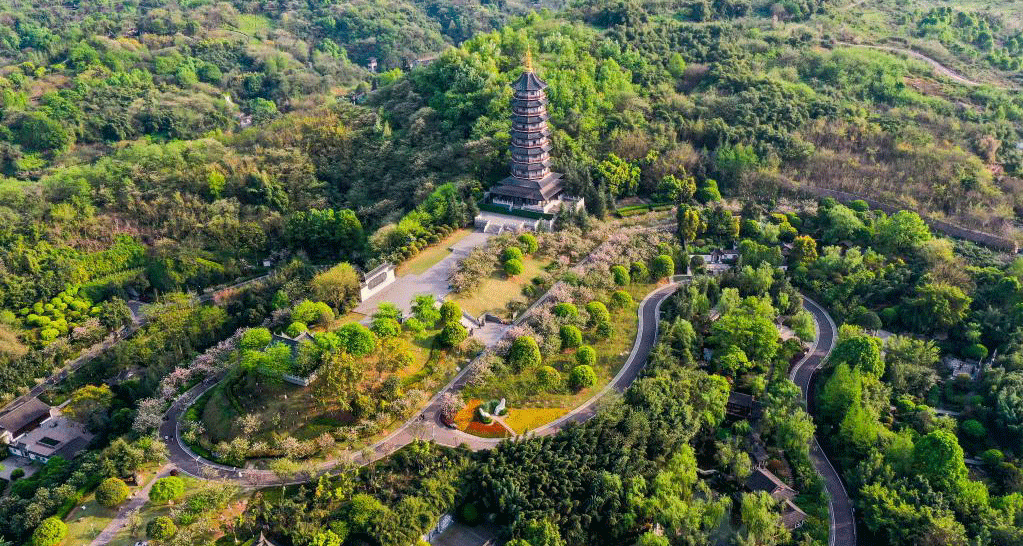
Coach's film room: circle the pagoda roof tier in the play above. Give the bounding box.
[511,71,548,92]
[514,99,547,109]
[511,142,553,155]
[512,113,550,124]
[511,158,551,169]
[510,127,551,139]
[491,172,564,201]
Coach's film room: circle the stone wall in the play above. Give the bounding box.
[784,184,1018,253]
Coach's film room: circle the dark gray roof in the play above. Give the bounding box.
[746,468,797,501]
[492,173,564,201]
[728,392,755,409]
[780,500,807,529]
[511,70,547,92]
[0,398,51,437]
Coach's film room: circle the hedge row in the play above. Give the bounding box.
[478,202,553,220]
[615,202,673,218]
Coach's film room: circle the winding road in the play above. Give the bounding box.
[157,285,856,546]
[791,295,856,546]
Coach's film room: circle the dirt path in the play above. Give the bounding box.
[88,464,174,546]
[837,42,988,87]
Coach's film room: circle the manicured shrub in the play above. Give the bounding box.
[285,321,308,338]
[535,366,561,392]
[10,468,24,480]
[559,325,582,349]
[504,258,524,276]
[552,302,578,319]
[440,321,468,347]
[508,336,541,372]
[856,311,882,331]
[595,321,613,340]
[518,233,538,254]
[147,516,177,540]
[149,476,185,503]
[610,265,630,286]
[95,477,131,507]
[879,307,899,328]
[31,518,66,546]
[403,317,425,333]
[568,365,597,391]
[576,345,596,367]
[630,261,649,283]
[651,255,675,279]
[585,301,610,326]
[609,290,632,310]
[503,246,524,262]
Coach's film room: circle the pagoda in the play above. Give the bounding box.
[488,52,565,211]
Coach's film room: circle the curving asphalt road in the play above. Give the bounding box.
[790,295,856,546]
[160,282,682,484]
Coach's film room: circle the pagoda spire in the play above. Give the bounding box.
[525,47,533,72]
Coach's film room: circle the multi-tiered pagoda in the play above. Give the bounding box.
[488,56,565,212]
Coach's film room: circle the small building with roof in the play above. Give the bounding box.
[8,415,94,463]
[780,500,807,530]
[0,398,53,445]
[726,392,756,419]
[746,467,797,502]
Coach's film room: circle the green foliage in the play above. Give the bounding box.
[575,345,596,367]
[337,323,377,357]
[147,516,177,540]
[504,258,524,276]
[439,301,462,325]
[609,290,632,310]
[31,517,66,546]
[597,154,640,197]
[95,477,130,507]
[552,303,578,319]
[832,333,884,378]
[413,295,442,326]
[503,246,524,262]
[149,476,185,503]
[518,234,538,254]
[372,317,402,338]
[241,327,273,350]
[585,301,610,327]
[610,265,631,286]
[559,325,582,349]
[285,321,309,338]
[535,366,561,392]
[439,321,468,347]
[650,255,675,279]
[508,336,541,373]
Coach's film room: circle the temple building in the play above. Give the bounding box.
[488,56,571,213]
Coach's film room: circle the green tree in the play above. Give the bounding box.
[412,295,441,326]
[64,384,114,430]
[536,366,561,392]
[657,173,696,203]
[147,516,177,540]
[240,327,272,350]
[31,518,67,546]
[677,205,705,246]
[503,246,524,262]
[17,112,72,152]
[552,303,578,318]
[311,263,362,313]
[95,477,130,507]
[440,321,468,347]
[791,234,818,265]
[585,301,610,327]
[609,290,632,310]
[715,144,758,187]
[711,299,779,364]
[337,323,377,356]
[832,334,884,378]
[508,336,541,372]
[913,429,968,493]
[906,282,972,333]
[439,301,462,324]
[149,476,185,503]
[715,346,752,377]
[876,210,931,254]
[598,154,640,197]
[516,519,565,546]
[737,491,788,546]
[371,316,401,338]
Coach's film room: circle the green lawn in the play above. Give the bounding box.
[65,496,118,545]
[397,229,474,276]
[452,257,549,318]
[464,282,660,430]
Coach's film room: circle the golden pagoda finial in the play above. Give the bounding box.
[525,47,533,72]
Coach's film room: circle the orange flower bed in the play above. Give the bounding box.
[465,420,511,438]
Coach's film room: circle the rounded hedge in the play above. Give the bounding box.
[285,321,308,338]
[147,516,177,540]
[518,233,538,254]
[503,246,524,262]
[96,477,131,508]
[576,345,596,367]
[509,336,541,372]
[536,365,561,392]
[440,321,468,347]
[585,301,610,326]
[609,290,632,310]
[504,258,524,276]
[595,321,613,340]
[568,365,597,391]
[552,302,578,319]
[610,265,630,286]
[560,325,583,349]
[31,518,67,546]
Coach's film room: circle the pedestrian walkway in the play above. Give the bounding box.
[88,464,173,546]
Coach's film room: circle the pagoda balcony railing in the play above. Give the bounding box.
[511,153,549,163]
[511,138,548,147]
[515,107,546,115]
